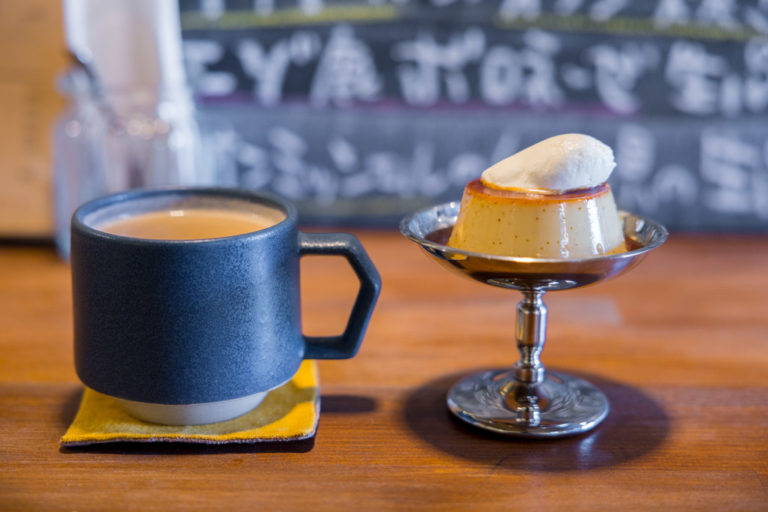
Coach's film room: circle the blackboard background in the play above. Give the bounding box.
[178,0,768,231]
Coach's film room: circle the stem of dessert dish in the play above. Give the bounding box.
[510,288,548,424]
[514,288,547,386]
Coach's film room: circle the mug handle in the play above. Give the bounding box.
[299,232,382,359]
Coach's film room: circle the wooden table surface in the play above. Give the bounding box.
[1,232,767,511]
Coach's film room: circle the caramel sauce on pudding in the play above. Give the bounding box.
[468,179,610,202]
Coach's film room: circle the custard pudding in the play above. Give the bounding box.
[448,134,626,259]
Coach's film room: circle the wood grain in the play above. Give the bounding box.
[1,233,767,511]
[0,0,66,237]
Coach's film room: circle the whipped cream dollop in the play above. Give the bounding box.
[481,134,616,193]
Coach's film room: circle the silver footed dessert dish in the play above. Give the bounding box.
[400,134,668,437]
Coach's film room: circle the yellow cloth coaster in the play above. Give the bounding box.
[61,361,319,446]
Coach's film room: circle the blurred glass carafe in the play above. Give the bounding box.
[53,69,237,258]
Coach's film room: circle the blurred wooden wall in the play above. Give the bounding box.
[0,0,67,238]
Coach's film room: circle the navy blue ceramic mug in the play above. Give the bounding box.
[71,188,381,425]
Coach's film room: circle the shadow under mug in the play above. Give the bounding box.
[70,188,381,425]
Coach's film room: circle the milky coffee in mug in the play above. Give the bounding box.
[99,207,280,240]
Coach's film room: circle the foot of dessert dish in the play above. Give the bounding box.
[400,134,668,438]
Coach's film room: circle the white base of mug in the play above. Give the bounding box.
[116,390,271,426]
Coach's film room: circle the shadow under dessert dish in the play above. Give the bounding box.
[400,134,668,438]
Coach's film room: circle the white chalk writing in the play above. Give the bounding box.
[310,25,382,106]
